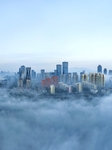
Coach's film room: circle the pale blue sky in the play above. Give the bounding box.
[0,0,112,72]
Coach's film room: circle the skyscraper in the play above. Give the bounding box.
[97,65,102,73]
[26,67,31,80]
[31,70,36,79]
[56,64,61,76]
[19,65,26,79]
[89,73,105,88]
[80,74,88,82]
[104,68,107,75]
[41,69,45,80]
[72,72,78,83]
[18,65,26,86]
[108,70,112,75]
[62,62,68,75]
[67,73,71,84]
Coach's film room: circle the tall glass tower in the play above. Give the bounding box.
[104,68,107,75]
[97,65,102,73]
[56,64,61,76]
[41,69,45,79]
[26,67,31,80]
[62,62,68,75]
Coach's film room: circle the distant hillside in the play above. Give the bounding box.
[69,67,95,73]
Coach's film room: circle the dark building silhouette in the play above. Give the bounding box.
[41,69,45,80]
[97,65,102,73]
[109,70,112,75]
[26,67,31,80]
[104,68,107,75]
[56,64,61,76]
[31,70,36,79]
[62,62,68,75]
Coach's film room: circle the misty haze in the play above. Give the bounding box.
[0,88,112,150]
[1,0,112,149]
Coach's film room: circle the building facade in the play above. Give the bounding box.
[104,68,107,75]
[56,64,61,76]
[62,62,68,75]
[89,73,105,88]
[97,65,102,73]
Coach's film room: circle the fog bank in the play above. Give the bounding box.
[0,89,112,150]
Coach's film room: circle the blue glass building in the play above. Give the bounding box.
[56,64,61,76]
[97,65,102,73]
[62,62,68,75]
[104,68,107,75]
[41,69,45,79]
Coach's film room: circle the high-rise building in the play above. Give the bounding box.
[75,83,82,92]
[89,73,95,84]
[19,68,22,78]
[56,64,61,76]
[67,73,71,85]
[26,67,31,80]
[62,62,68,75]
[97,65,102,73]
[31,70,36,79]
[80,74,88,82]
[26,79,31,88]
[80,72,84,81]
[18,78,23,87]
[72,72,78,84]
[104,68,107,75]
[89,73,105,88]
[18,65,26,86]
[108,70,112,75]
[41,69,45,80]
[60,74,66,83]
[19,65,26,79]
[50,85,55,94]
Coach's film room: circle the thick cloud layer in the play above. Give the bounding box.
[0,89,112,150]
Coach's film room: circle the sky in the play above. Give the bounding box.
[0,0,112,72]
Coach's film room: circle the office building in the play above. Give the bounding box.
[19,65,26,79]
[50,85,55,94]
[26,79,31,88]
[31,70,36,79]
[60,74,66,83]
[80,72,84,81]
[67,73,71,85]
[18,79,23,88]
[82,81,97,90]
[26,67,31,80]
[75,83,82,93]
[41,69,45,80]
[97,65,102,73]
[62,62,68,75]
[109,70,112,75]
[104,68,107,75]
[56,64,61,76]
[80,74,88,82]
[89,73,105,88]
[72,72,78,84]
[18,65,26,86]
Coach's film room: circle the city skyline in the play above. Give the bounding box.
[0,0,112,72]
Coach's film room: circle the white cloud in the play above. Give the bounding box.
[0,89,112,150]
